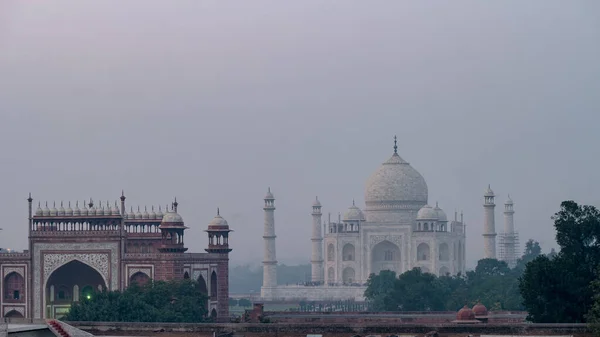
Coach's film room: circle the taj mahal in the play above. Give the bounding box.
[260,137,515,301]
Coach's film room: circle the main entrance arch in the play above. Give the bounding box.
[371,240,401,275]
[45,260,107,319]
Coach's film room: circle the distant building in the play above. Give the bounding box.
[261,137,467,301]
[0,193,232,321]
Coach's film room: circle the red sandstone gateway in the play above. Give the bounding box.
[0,193,231,321]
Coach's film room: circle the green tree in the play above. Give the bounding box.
[520,201,600,323]
[364,270,397,311]
[392,268,445,311]
[65,279,208,322]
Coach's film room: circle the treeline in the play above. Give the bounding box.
[64,279,208,322]
[365,239,545,312]
[230,263,311,293]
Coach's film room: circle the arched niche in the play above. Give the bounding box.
[4,310,24,318]
[4,272,25,303]
[342,267,355,284]
[342,244,355,261]
[371,240,401,275]
[46,260,106,316]
[130,272,150,286]
[197,274,208,294]
[327,267,335,283]
[327,244,335,261]
[417,243,430,261]
[210,271,217,299]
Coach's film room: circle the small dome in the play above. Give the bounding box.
[417,205,438,220]
[208,209,228,229]
[65,202,73,216]
[150,206,157,219]
[73,201,81,216]
[43,202,51,216]
[265,188,274,199]
[112,202,120,215]
[50,202,58,216]
[472,302,488,316]
[457,305,476,321]
[97,203,105,216]
[135,207,143,219]
[434,203,447,222]
[343,201,365,221]
[35,202,43,216]
[81,202,88,216]
[58,202,65,216]
[484,184,495,197]
[505,195,513,205]
[156,206,164,219]
[142,206,150,219]
[162,210,184,224]
[312,197,321,207]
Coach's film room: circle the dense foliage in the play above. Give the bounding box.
[520,201,600,323]
[365,257,528,312]
[364,238,547,312]
[64,279,208,322]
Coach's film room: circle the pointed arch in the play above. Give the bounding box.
[183,271,190,279]
[327,267,335,283]
[130,272,150,286]
[342,267,355,284]
[417,243,430,261]
[342,243,355,261]
[210,271,218,299]
[4,310,23,318]
[4,272,25,302]
[371,240,401,275]
[327,243,335,261]
[197,274,208,294]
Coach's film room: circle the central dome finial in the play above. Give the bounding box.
[393,135,398,154]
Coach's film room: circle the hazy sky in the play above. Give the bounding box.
[1,1,599,268]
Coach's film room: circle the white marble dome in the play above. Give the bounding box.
[364,152,428,208]
[434,203,447,222]
[343,202,365,221]
[208,213,228,228]
[162,210,184,223]
[417,205,438,220]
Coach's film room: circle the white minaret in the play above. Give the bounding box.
[501,195,518,267]
[483,185,497,259]
[261,188,277,298]
[310,197,324,284]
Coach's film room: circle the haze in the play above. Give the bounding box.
[1,1,599,268]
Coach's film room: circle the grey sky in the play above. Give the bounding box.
[1,1,599,268]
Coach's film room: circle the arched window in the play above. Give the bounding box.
[130,272,150,286]
[342,267,355,284]
[342,244,355,261]
[417,243,430,261]
[327,244,335,261]
[3,272,25,302]
[183,271,190,279]
[327,267,335,282]
[210,271,218,299]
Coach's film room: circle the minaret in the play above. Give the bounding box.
[502,195,518,267]
[311,197,324,284]
[483,185,497,259]
[261,188,277,297]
